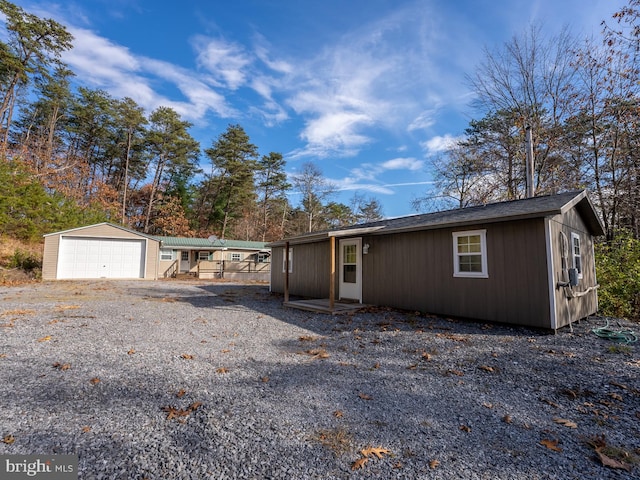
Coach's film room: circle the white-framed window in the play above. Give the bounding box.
[181,251,189,261]
[452,230,488,278]
[198,251,210,261]
[571,232,582,278]
[257,253,269,263]
[231,252,242,262]
[282,247,293,273]
[160,249,174,261]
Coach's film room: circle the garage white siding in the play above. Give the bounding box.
[57,237,145,279]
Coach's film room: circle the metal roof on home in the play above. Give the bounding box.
[268,190,605,246]
[157,237,269,250]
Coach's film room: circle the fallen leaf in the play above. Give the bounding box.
[188,402,202,411]
[393,461,403,469]
[541,398,560,408]
[221,349,230,353]
[0,353,7,358]
[90,377,100,384]
[373,362,380,369]
[361,446,392,459]
[482,402,494,409]
[448,369,464,377]
[358,393,372,400]
[81,426,91,433]
[429,459,440,469]
[407,363,418,370]
[37,335,52,342]
[540,438,562,452]
[306,348,329,359]
[127,349,135,355]
[176,389,186,398]
[595,449,632,471]
[609,381,627,390]
[553,417,578,429]
[422,352,432,361]
[503,414,512,424]
[333,410,344,418]
[351,457,368,470]
[216,367,229,374]
[608,393,623,401]
[52,362,71,371]
[261,376,269,383]
[180,354,194,360]
[459,425,471,432]
[2,435,15,444]
[299,335,315,342]
[478,365,495,373]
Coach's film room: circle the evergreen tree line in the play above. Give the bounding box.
[0,0,383,243]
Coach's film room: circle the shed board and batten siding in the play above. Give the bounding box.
[360,219,551,328]
[270,241,331,298]
[42,224,159,280]
[547,209,599,329]
[271,218,552,327]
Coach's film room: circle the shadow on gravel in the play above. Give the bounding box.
[137,281,556,339]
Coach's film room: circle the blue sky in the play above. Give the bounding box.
[9,0,627,218]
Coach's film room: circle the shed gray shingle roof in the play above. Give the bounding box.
[269,190,604,246]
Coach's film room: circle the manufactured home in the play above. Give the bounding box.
[268,191,605,330]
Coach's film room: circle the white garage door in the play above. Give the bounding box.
[58,237,145,279]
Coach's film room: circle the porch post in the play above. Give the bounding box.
[329,236,336,310]
[284,241,290,303]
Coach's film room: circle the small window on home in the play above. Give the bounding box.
[181,251,189,261]
[571,232,582,278]
[452,230,488,278]
[257,253,269,263]
[160,249,174,261]
[198,251,210,261]
[282,248,293,273]
[231,253,242,262]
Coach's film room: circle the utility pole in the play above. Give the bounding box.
[525,124,535,198]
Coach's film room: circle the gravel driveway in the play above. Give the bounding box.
[0,280,638,479]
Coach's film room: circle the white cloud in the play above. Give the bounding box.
[61,27,237,122]
[381,157,424,171]
[408,110,437,131]
[192,36,251,90]
[422,134,463,155]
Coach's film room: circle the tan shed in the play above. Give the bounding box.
[268,191,605,330]
[42,223,160,280]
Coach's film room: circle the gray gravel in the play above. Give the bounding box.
[0,280,638,479]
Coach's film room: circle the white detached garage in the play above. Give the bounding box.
[43,223,160,280]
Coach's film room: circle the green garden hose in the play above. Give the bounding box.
[592,319,637,344]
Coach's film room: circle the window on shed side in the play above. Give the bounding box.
[452,230,488,278]
[198,251,210,261]
[571,232,582,278]
[282,248,293,273]
[230,252,242,262]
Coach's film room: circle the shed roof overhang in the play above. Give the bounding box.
[267,226,386,247]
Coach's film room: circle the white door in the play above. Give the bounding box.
[180,251,191,272]
[339,238,362,302]
[58,237,144,279]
